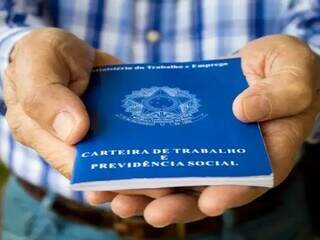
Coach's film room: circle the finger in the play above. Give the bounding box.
[86,188,173,206]
[232,74,313,122]
[201,100,317,216]
[234,35,317,122]
[3,73,18,106]
[143,194,206,228]
[199,186,266,216]
[21,83,89,144]
[116,188,174,199]
[5,103,75,178]
[4,73,77,178]
[7,47,91,144]
[261,106,316,185]
[111,194,151,218]
[85,191,118,205]
[94,51,122,67]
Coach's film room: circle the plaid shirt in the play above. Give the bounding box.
[0,0,319,202]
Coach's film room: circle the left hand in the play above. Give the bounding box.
[87,35,320,227]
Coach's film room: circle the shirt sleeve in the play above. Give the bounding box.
[281,0,320,54]
[0,0,49,103]
[283,0,320,143]
[281,0,320,143]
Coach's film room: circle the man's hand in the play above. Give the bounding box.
[107,35,320,227]
[4,27,171,201]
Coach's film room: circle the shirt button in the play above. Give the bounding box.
[146,30,160,43]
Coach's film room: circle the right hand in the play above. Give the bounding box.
[4,27,171,203]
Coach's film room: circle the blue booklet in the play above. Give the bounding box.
[71,58,273,191]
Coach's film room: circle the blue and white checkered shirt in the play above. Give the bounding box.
[0,0,319,202]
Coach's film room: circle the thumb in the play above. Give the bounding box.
[21,51,121,143]
[233,73,313,123]
[233,35,316,123]
[20,82,89,144]
[6,58,90,144]
[49,50,122,142]
[94,50,122,66]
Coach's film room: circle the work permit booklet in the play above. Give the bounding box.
[71,58,273,191]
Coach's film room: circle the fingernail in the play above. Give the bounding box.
[53,112,75,141]
[243,95,271,121]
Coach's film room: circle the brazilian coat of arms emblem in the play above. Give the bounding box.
[116,86,207,126]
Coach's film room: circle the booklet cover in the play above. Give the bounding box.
[71,58,273,191]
